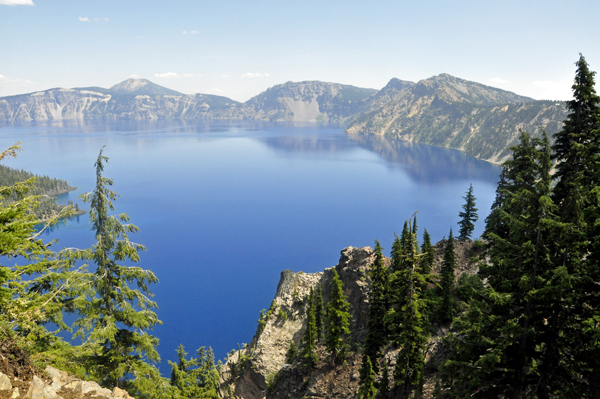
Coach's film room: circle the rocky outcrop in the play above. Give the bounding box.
[0,366,136,399]
[219,240,481,399]
[346,74,567,164]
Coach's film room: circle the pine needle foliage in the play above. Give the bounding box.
[314,284,325,341]
[66,148,164,395]
[325,269,351,366]
[438,228,456,324]
[457,184,478,240]
[0,143,81,356]
[441,132,564,398]
[300,287,318,369]
[388,215,427,399]
[363,239,389,373]
[376,361,390,399]
[358,354,377,399]
[169,345,219,399]
[420,229,434,276]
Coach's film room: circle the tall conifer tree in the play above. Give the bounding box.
[420,229,434,276]
[358,354,377,399]
[442,132,562,398]
[388,216,427,399]
[325,269,351,366]
[300,287,318,369]
[438,228,456,323]
[364,240,389,373]
[314,284,325,341]
[458,184,478,240]
[69,148,164,394]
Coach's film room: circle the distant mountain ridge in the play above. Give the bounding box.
[346,74,566,162]
[0,75,568,163]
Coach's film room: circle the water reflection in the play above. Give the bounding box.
[257,131,502,185]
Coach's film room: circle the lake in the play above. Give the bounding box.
[0,119,501,372]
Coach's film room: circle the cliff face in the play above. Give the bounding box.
[0,76,569,164]
[346,74,567,164]
[0,89,243,122]
[219,240,479,399]
[0,79,376,124]
[243,81,377,123]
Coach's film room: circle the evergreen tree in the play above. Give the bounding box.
[358,354,377,399]
[457,184,478,240]
[419,229,434,276]
[438,228,456,323]
[388,215,427,399]
[69,148,164,394]
[364,240,389,373]
[314,284,325,341]
[169,345,219,399]
[300,287,318,369]
[442,132,563,398]
[325,269,351,366]
[285,341,297,364]
[390,233,403,272]
[0,143,82,360]
[551,54,600,398]
[376,361,390,399]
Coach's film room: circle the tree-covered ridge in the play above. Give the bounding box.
[0,162,79,221]
[0,164,73,196]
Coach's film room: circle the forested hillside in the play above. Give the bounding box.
[0,162,78,220]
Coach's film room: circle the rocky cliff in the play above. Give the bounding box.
[0,76,569,163]
[219,239,480,399]
[346,74,568,163]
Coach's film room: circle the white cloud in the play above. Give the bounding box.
[489,77,509,84]
[129,74,141,79]
[241,72,270,78]
[154,72,179,78]
[80,16,108,22]
[183,74,195,78]
[220,75,230,78]
[182,30,199,35]
[0,0,34,5]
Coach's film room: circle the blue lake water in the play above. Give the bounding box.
[0,119,501,373]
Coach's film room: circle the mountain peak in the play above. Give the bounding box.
[109,78,183,96]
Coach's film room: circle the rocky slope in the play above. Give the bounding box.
[0,83,243,122]
[346,74,568,163]
[0,75,569,163]
[219,239,480,399]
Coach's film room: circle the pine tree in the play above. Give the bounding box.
[285,341,297,364]
[69,148,164,394]
[315,284,325,341]
[420,229,434,275]
[358,354,377,399]
[438,228,456,324]
[300,287,318,369]
[389,215,427,399]
[376,361,390,399]
[325,269,351,366]
[169,345,219,399]
[457,184,478,240]
[0,143,81,358]
[442,132,563,398]
[364,240,389,373]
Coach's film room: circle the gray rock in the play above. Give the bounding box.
[25,376,59,399]
[0,372,11,390]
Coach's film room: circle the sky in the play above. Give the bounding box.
[1,0,599,102]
